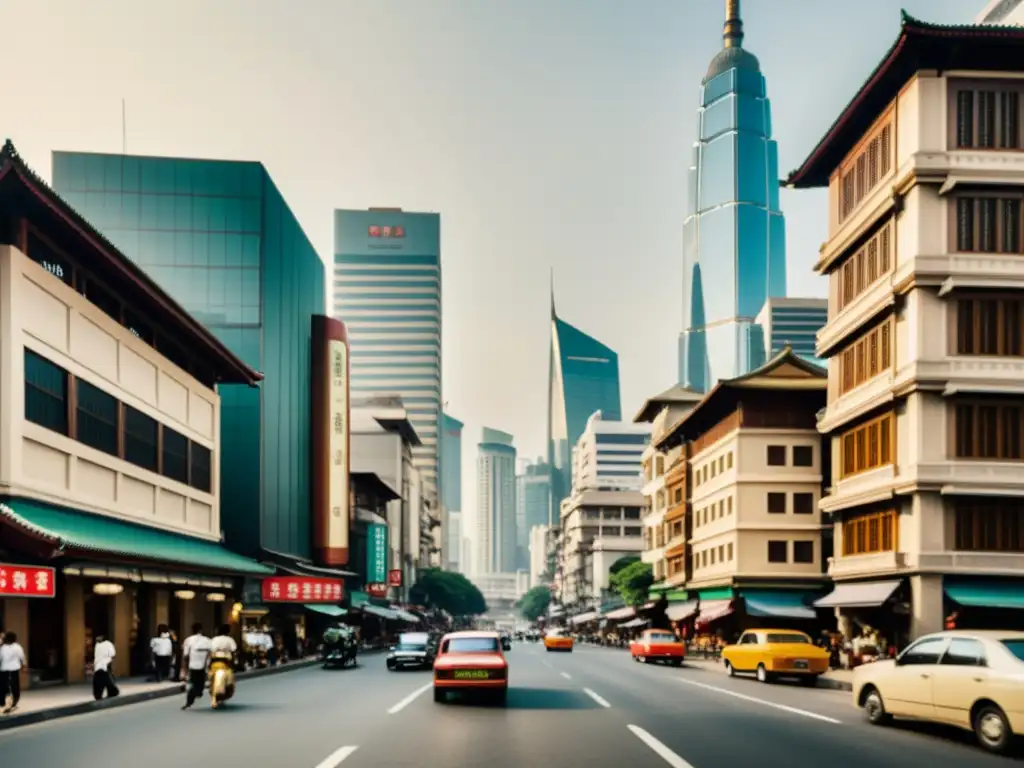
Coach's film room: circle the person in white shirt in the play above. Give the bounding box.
[92,634,119,701]
[150,624,173,682]
[181,623,212,710]
[210,625,238,659]
[1,631,27,714]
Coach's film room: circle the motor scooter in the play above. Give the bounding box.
[209,653,236,709]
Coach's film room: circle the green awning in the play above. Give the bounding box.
[349,590,369,607]
[648,584,671,597]
[305,604,347,617]
[697,587,734,601]
[0,498,272,575]
[945,581,1024,610]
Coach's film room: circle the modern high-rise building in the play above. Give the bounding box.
[447,511,462,572]
[678,0,786,392]
[547,294,622,528]
[440,412,463,569]
[516,459,552,571]
[333,209,441,506]
[754,298,827,367]
[977,0,1024,24]
[476,427,517,574]
[51,151,326,564]
[461,536,474,578]
[571,411,651,492]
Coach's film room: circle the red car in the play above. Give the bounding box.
[433,630,510,704]
[630,628,686,666]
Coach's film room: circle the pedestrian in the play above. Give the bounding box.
[150,624,173,682]
[181,622,212,711]
[0,631,26,714]
[92,633,120,700]
[168,629,180,682]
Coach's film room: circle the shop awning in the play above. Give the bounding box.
[305,604,348,617]
[665,600,698,622]
[570,611,598,625]
[362,604,399,620]
[743,591,817,620]
[0,498,272,575]
[261,549,358,579]
[814,580,902,609]
[603,606,636,621]
[945,581,1024,610]
[620,618,648,629]
[695,599,733,625]
[391,608,421,623]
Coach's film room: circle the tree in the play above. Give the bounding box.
[409,568,488,616]
[515,585,551,621]
[609,560,654,606]
[609,555,640,575]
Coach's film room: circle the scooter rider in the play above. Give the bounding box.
[211,624,238,664]
[209,624,238,706]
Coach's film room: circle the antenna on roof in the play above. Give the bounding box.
[121,98,127,154]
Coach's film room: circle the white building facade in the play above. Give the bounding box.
[475,427,517,575]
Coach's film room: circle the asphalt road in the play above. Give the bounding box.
[0,643,1017,767]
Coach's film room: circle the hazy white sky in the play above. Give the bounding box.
[2,0,974,532]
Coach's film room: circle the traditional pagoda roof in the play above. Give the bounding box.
[633,384,704,424]
[0,141,262,386]
[786,11,1024,189]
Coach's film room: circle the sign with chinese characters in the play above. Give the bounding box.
[261,577,344,604]
[0,564,56,598]
[327,338,350,558]
[368,225,405,239]
[366,583,388,598]
[366,523,389,585]
[387,569,402,588]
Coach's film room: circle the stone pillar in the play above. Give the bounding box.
[112,590,132,677]
[909,573,943,640]
[64,578,86,683]
[2,598,30,690]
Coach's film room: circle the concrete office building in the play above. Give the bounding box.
[476,428,517,575]
[571,411,650,492]
[516,459,552,571]
[755,297,828,367]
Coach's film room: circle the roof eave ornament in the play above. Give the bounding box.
[723,0,744,49]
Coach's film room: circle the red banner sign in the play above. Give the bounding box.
[261,577,343,603]
[0,564,56,598]
[366,583,388,598]
[387,569,402,587]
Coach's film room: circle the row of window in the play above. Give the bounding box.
[692,539,814,568]
[955,88,1021,151]
[767,492,816,515]
[839,413,895,480]
[694,495,732,527]
[954,501,1023,553]
[24,349,212,492]
[695,541,735,569]
[955,298,1024,357]
[953,402,1024,461]
[693,450,733,487]
[842,509,898,556]
[838,318,893,396]
[955,196,1023,254]
[836,221,893,311]
[766,444,815,467]
[838,121,893,223]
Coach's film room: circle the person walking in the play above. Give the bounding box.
[0,631,26,714]
[92,634,120,700]
[150,624,173,682]
[181,623,212,711]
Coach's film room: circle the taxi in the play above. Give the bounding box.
[543,628,574,652]
[433,630,510,704]
[721,629,829,685]
[630,628,685,666]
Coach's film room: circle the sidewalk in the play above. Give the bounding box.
[683,656,854,691]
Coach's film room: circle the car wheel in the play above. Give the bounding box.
[672,659,683,667]
[386,662,395,671]
[433,688,446,704]
[974,702,1012,754]
[495,688,508,706]
[638,656,646,664]
[862,687,891,726]
[755,664,772,683]
[724,660,735,677]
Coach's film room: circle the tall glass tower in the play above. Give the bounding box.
[678,0,786,392]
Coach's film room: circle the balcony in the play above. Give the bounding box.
[897,251,1024,294]
[894,358,1024,397]
[828,551,907,579]
[817,278,894,357]
[896,461,1024,495]
[820,466,896,513]
[916,551,1024,575]
[819,374,895,434]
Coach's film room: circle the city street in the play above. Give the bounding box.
[0,643,1015,767]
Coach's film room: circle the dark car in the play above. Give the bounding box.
[387,632,435,671]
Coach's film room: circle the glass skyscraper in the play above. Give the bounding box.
[333,209,441,502]
[516,459,552,571]
[547,295,622,525]
[440,412,463,569]
[678,0,787,392]
[51,151,325,561]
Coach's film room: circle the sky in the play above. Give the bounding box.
[2,0,977,545]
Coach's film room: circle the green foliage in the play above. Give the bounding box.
[409,568,488,616]
[609,560,654,606]
[609,555,640,575]
[515,585,552,621]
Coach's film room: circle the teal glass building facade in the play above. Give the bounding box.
[678,3,787,392]
[440,412,462,514]
[51,151,325,560]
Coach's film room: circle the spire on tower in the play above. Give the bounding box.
[723,0,744,48]
[550,266,556,320]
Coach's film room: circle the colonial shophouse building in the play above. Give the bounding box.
[787,14,1024,642]
[0,142,270,686]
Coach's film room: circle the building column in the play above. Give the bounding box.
[154,589,169,629]
[64,577,86,683]
[909,573,943,640]
[2,598,30,690]
[111,589,133,677]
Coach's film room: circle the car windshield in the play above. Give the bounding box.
[396,641,427,651]
[650,633,676,642]
[1001,640,1024,662]
[447,637,499,653]
[766,633,811,644]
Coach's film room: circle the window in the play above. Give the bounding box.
[727,542,733,560]
[82,279,122,323]
[766,445,786,466]
[954,499,1024,552]
[836,220,893,310]
[838,121,892,223]
[839,318,893,394]
[673,488,682,504]
[953,401,1023,460]
[793,541,814,563]
[190,442,212,493]
[767,540,787,563]
[956,298,1024,356]
[899,637,948,666]
[842,509,899,556]
[123,406,158,472]
[839,413,894,479]
[793,493,815,515]
[75,379,118,456]
[24,349,68,435]
[793,446,813,467]
[1002,640,1024,662]
[161,427,189,485]
[941,638,986,667]
[955,196,1024,253]
[726,452,733,469]
[955,87,1020,150]
[767,492,786,514]
[727,496,733,514]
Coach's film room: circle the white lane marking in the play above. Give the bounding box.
[313,745,359,768]
[560,672,572,680]
[676,678,841,724]
[541,659,552,668]
[628,725,695,768]
[583,688,611,708]
[387,683,433,714]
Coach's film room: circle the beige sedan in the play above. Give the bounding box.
[853,629,1024,754]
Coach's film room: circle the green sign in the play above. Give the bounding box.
[366,524,388,584]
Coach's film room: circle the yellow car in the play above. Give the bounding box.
[543,629,574,652]
[721,629,829,685]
